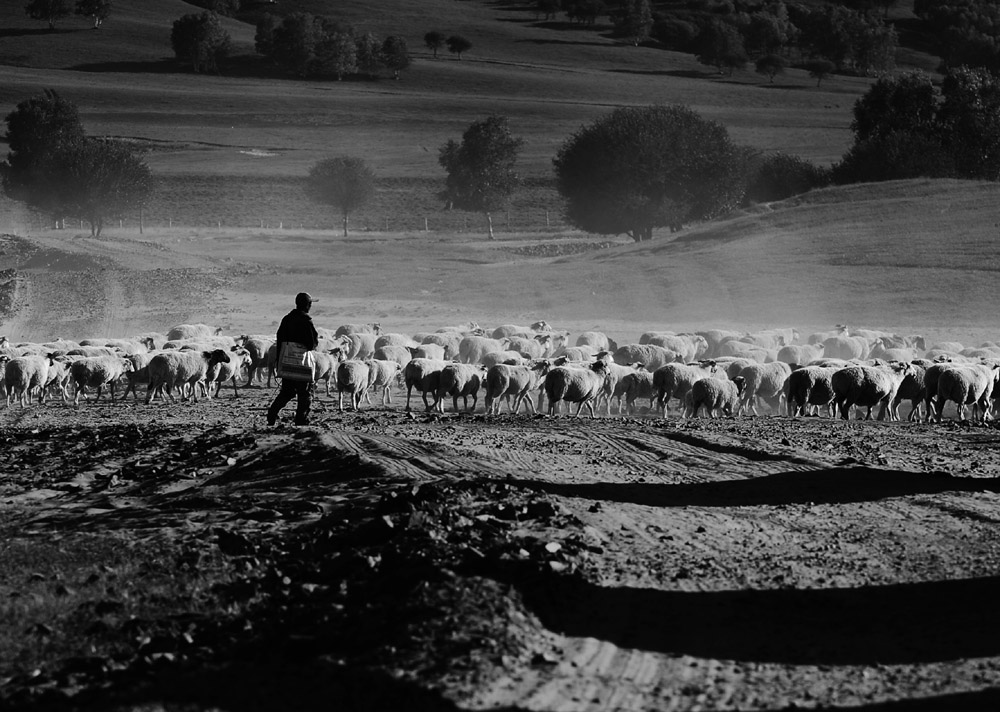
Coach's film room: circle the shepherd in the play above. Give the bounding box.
[266,292,320,426]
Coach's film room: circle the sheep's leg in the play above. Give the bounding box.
[405,385,414,412]
[339,391,345,413]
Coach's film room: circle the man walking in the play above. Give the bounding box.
[267,292,320,426]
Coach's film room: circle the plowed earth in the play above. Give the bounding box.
[1,229,1000,710]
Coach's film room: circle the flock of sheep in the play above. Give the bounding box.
[0,321,998,424]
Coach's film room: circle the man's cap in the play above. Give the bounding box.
[295,292,317,307]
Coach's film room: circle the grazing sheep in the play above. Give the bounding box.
[145,350,231,404]
[312,349,345,396]
[689,376,746,418]
[888,363,927,422]
[71,356,135,405]
[337,332,377,361]
[621,369,657,415]
[934,363,1000,423]
[412,343,447,360]
[374,333,418,351]
[5,355,54,407]
[491,321,549,339]
[777,343,824,366]
[335,323,381,337]
[364,359,401,406]
[738,361,792,416]
[336,359,371,412]
[484,361,550,414]
[822,334,871,361]
[576,331,613,352]
[205,349,252,398]
[785,366,838,417]
[831,362,913,420]
[645,334,708,363]
[459,335,508,365]
[544,360,609,418]
[420,333,462,360]
[653,361,719,416]
[404,358,450,411]
[435,363,485,413]
[167,324,222,341]
[237,335,274,386]
[480,351,526,369]
[613,344,678,372]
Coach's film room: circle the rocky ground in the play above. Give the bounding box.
[1,386,1000,711]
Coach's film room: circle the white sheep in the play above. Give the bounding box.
[738,361,792,415]
[70,355,135,405]
[167,324,222,341]
[599,361,644,415]
[42,356,74,402]
[784,366,838,417]
[237,335,274,386]
[645,333,708,362]
[696,329,743,358]
[337,332,377,360]
[921,362,956,423]
[404,358,450,411]
[206,349,252,398]
[552,345,597,362]
[121,352,158,401]
[888,364,927,422]
[313,349,345,397]
[412,343,447,361]
[364,358,401,406]
[934,363,1000,423]
[544,360,609,417]
[374,333,418,351]
[420,333,462,360]
[434,363,485,413]
[612,344,678,372]
[480,351,526,369]
[688,376,746,418]
[458,335,508,365]
[777,343,824,366]
[145,349,231,404]
[484,361,550,415]
[337,359,371,412]
[621,369,657,415]
[822,334,871,361]
[491,321,549,339]
[576,331,614,352]
[335,323,381,337]
[831,362,913,420]
[5,355,54,407]
[373,344,413,371]
[652,361,718,416]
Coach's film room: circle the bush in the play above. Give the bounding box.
[745,153,830,203]
[832,131,955,184]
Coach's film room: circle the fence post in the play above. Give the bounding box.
[424,217,428,232]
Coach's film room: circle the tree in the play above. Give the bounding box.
[439,116,523,240]
[613,0,653,46]
[938,66,1000,180]
[446,35,472,60]
[1,90,85,220]
[24,0,72,29]
[381,35,410,79]
[314,31,356,80]
[746,152,830,202]
[804,59,835,87]
[536,0,561,21]
[850,71,937,143]
[306,156,376,237]
[74,0,111,28]
[755,53,787,82]
[269,13,321,77]
[255,13,278,57]
[53,138,153,236]
[171,12,231,74]
[832,131,954,183]
[553,105,751,241]
[354,32,382,78]
[696,20,748,75]
[424,31,445,58]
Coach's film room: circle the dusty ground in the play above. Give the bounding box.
[1,228,1000,710]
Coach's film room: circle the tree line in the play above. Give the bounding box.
[5,69,1000,242]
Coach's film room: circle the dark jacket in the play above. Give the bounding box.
[276,309,319,351]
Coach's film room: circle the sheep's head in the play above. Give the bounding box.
[207,349,231,365]
[530,320,549,332]
[732,376,747,395]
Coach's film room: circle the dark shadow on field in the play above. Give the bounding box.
[71,59,188,73]
[0,27,82,38]
[779,688,1000,710]
[515,572,1000,665]
[531,20,614,32]
[508,467,1000,508]
[758,83,811,90]
[611,68,721,79]
[518,37,613,46]
[6,660,463,711]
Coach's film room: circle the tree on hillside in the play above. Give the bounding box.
[381,35,411,79]
[938,65,1000,180]
[536,0,561,21]
[804,58,835,87]
[553,105,751,241]
[446,35,472,60]
[613,0,653,46]
[52,138,153,237]
[755,54,787,83]
[314,31,356,80]
[354,32,382,78]
[850,71,938,143]
[24,0,73,30]
[255,13,278,57]
[1,90,85,221]
[306,156,376,237]
[439,116,523,240]
[171,12,232,73]
[424,31,445,58]
[74,0,112,29]
[696,20,748,75]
